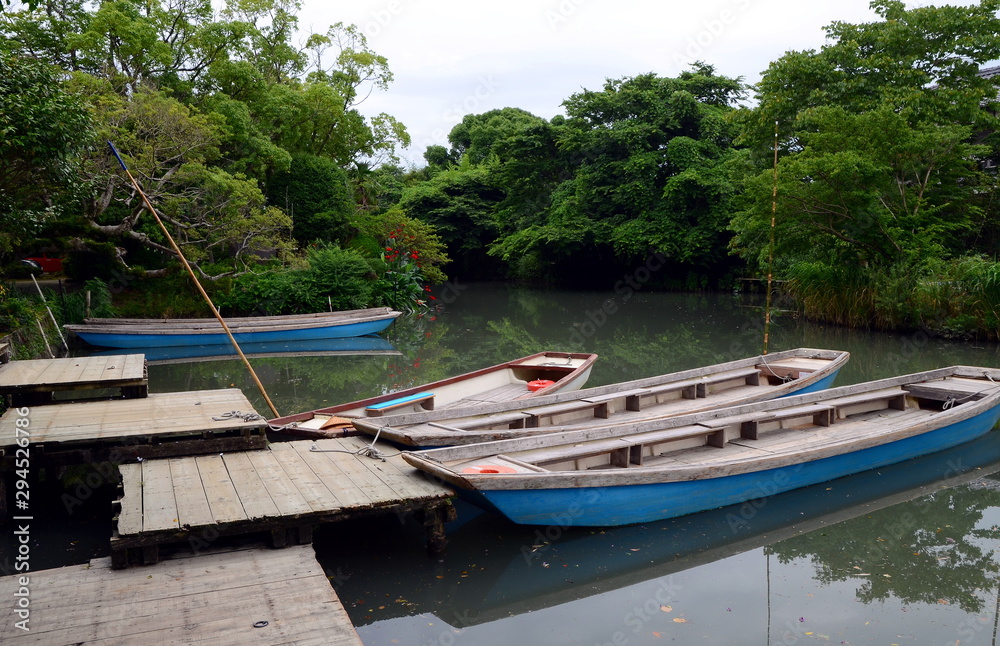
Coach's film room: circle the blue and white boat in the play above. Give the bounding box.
[402,366,1000,526]
[65,307,401,348]
[90,335,400,363]
[354,348,848,447]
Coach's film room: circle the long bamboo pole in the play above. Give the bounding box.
[107,141,280,417]
[763,120,779,356]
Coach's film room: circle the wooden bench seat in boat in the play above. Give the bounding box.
[365,391,435,416]
[829,389,907,419]
[902,378,993,404]
[437,411,533,431]
[511,424,726,468]
[729,403,836,440]
[693,367,761,397]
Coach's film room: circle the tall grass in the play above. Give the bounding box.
[782,256,1000,340]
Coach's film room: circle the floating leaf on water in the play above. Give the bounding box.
[672,617,687,623]
[660,605,672,613]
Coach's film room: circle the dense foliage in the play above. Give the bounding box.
[4,0,1000,339]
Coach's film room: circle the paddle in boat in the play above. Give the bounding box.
[352,348,848,447]
[64,307,401,348]
[268,351,599,437]
[402,366,1000,526]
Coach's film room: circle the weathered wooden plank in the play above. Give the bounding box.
[0,545,363,646]
[195,454,249,525]
[167,456,215,529]
[0,389,264,449]
[288,441,374,509]
[116,463,143,536]
[309,439,402,503]
[223,451,281,520]
[139,459,179,532]
[246,449,314,517]
[268,442,343,512]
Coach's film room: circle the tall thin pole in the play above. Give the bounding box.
[107,142,280,417]
[31,274,69,351]
[763,120,779,355]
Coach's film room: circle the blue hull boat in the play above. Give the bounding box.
[65,308,401,348]
[403,366,1000,526]
[90,335,399,363]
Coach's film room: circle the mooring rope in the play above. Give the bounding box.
[942,372,1000,409]
[213,410,265,422]
[757,354,793,382]
[307,424,402,461]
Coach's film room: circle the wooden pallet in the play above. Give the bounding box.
[111,437,455,567]
[0,354,147,406]
[0,544,363,645]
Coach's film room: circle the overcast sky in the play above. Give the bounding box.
[293,1,962,166]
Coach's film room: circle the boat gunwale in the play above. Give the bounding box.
[402,366,1000,490]
[267,351,599,426]
[353,348,850,445]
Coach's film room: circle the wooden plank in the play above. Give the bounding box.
[0,389,264,449]
[116,463,143,536]
[195,454,249,525]
[222,451,281,520]
[139,459,179,532]
[268,442,344,513]
[288,441,374,509]
[0,545,363,646]
[246,450,314,517]
[167,456,215,529]
[307,439,399,504]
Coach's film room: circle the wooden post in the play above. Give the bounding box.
[85,290,91,319]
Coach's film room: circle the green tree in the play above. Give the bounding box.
[490,66,746,282]
[266,154,355,245]
[731,0,1000,272]
[396,165,504,278]
[0,54,93,260]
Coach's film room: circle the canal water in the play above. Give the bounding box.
[21,284,1000,644]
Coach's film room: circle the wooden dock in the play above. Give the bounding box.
[0,544,363,645]
[112,436,455,567]
[0,389,268,464]
[0,354,147,406]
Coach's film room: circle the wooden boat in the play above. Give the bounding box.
[353,348,849,446]
[65,307,401,348]
[90,335,400,364]
[268,351,599,437]
[402,366,1000,527]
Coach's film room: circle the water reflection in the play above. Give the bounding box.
[314,432,1000,644]
[77,284,1000,644]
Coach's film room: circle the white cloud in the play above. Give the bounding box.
[292,0,964,166]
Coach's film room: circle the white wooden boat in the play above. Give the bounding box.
[65,307,401,348]
[353,348,848,446]
[268,351,598,437]
[402,366,1000,526]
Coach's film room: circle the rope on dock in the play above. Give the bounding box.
[308,424,402,461]
[212,410,265,422]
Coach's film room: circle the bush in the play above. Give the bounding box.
[219,244,372,315]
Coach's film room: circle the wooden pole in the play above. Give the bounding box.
[763,120,779,355]
[31,273,69,351]
[107,141,280,417]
